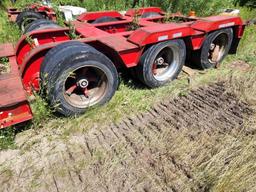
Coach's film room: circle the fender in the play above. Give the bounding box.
[126,7,164,17]
[128,23,193,46]
[16,28,70,66]
[191,16,244,33]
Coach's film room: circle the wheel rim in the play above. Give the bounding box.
[152,46,180,81]
[208,33,229,64]
[21,17,37,31]
[63,66,108,108]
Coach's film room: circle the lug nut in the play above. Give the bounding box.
[77,79,89,88]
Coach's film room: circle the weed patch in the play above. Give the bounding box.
[0,127,16,150]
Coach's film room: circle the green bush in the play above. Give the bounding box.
[145,0,235,16]
[1,0,239,16]
[234,0,256,8]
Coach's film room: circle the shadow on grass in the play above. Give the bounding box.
[118,63,201,90]
[119,69,147,90]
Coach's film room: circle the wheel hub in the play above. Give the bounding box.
[64,66,109,108]
[151,46,179,81]
[208,33,228,64]
[210,43,216,50]
[155,57,165,65]
[77,79,89,88]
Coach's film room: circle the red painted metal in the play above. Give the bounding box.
[0,7,246,129]
[7,8,20,22]
[0,102,32,129]
[0,45,32,129]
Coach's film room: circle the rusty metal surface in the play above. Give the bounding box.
[0,56,32,129]
[0,76,27,107]
[0,56,27,107]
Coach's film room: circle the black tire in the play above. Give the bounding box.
[16,10,45,31]
[41,41,97,93]
[92,16,118,24]
[191,28,233,69]
[135,39,186,88]
[40,41,97,96]
[24,19,61,34]
[41,42,118,116]
[41,41,88,74]
[141,12,161,18]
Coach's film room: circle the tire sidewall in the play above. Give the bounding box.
[141,40,186,88]
[47,52,118,116]
[200,28,233,69]
[25,19,60,33]
[41,43,96,90]
[16,11,44,30]
[41,41,86,76]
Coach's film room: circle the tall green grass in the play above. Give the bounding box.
[10,0,237,15]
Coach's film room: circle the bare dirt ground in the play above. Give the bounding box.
[229,60,251,71]
[0,82,254,192]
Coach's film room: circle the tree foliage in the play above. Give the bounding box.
[11,0,253,16]
[234,0,256,8]
[50,0,234,16]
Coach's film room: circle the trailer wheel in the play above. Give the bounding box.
[136,39,186,88]
[141,12,161,18]
[41,41,96,86]
[92,16,118,24]
[24,19,61,34]
[41,42,118,116]
[192,28,233,69]
[16,10,45,31]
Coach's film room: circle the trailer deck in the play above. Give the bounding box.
[0,44,32,128]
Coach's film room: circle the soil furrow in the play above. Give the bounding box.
[0,82,254,192]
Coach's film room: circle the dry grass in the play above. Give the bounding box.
[228,68,256,106]
[191,70,256,191]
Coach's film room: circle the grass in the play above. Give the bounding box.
[192,84,256,191]
[0,1,20,43]
[0,57,10,74]
[0,128,16,150]
[0,0,256,190]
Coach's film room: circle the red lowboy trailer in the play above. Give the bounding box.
[8,4,56,22]
[0,7,245,129]
[7,3,57,31]
[7,3,86,33]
